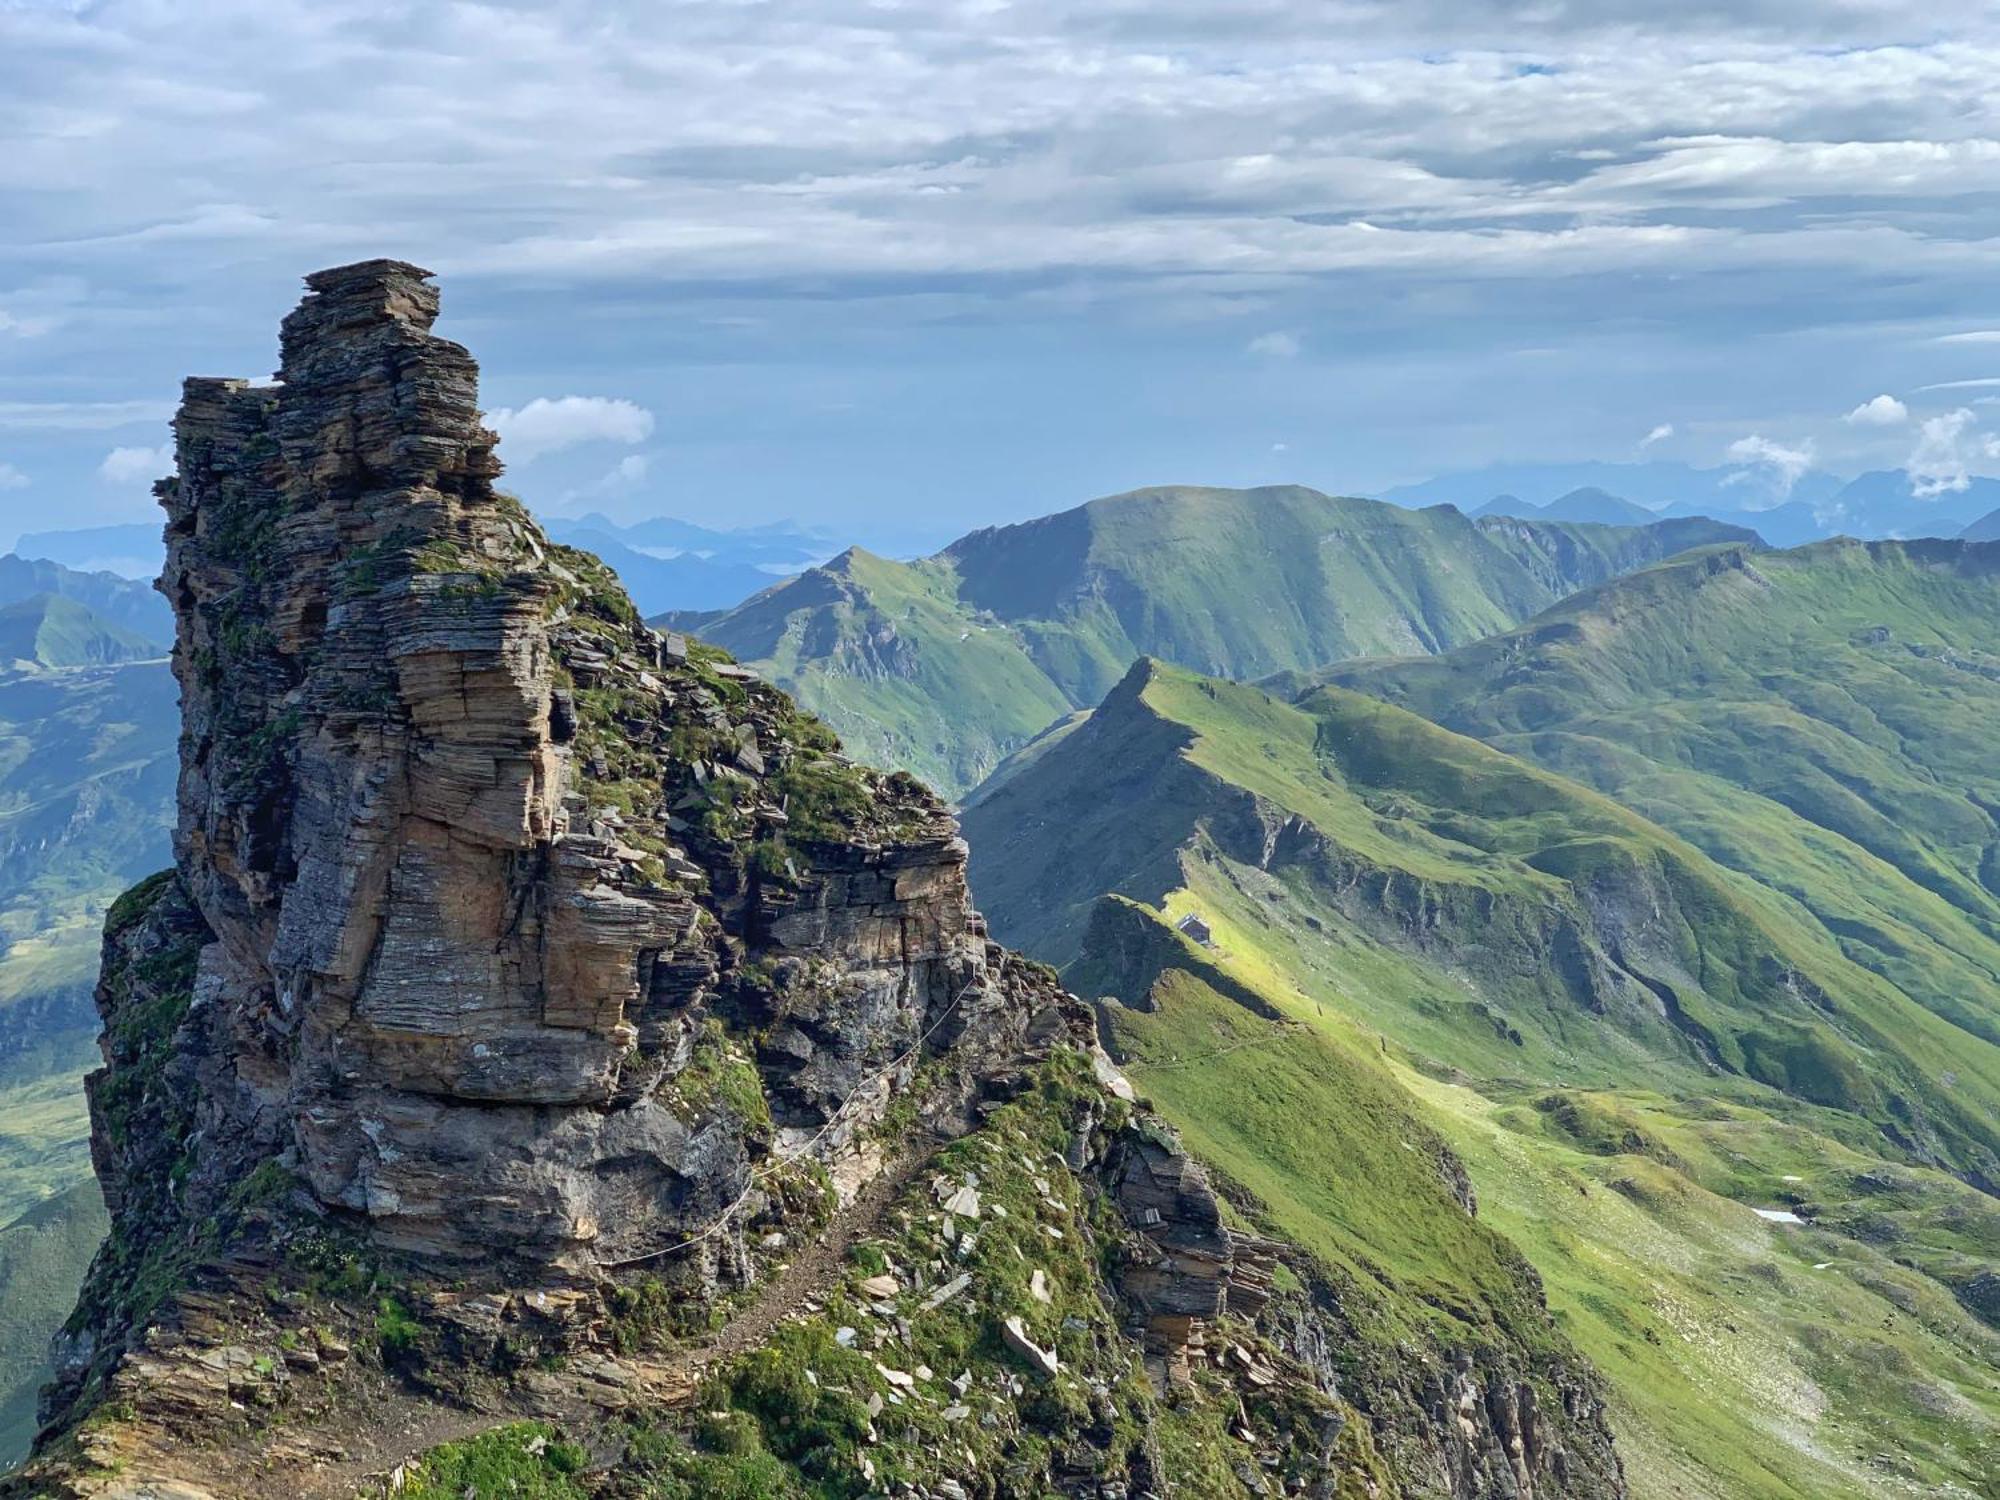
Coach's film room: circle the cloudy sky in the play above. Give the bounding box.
[5,0,2000,547]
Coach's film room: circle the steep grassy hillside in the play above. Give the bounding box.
[0,596,160,670]
[0,555,170,645]
[963,660,2000,1497]
[0,661,179,1043]
[680,486,1754,795]
[1322,539,2000,1110]
[0,660,177,1461]
[0,1181,106,1468]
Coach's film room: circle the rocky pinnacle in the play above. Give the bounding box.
[150,260,1057,1265]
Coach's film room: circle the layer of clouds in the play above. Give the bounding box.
[8,6,2000,290]
[0,462,26,491]
[5,3,2000,526]
[1640,423,1674,448]
[486,397,655,464]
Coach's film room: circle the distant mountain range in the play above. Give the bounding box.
[1390,461,2000,548]
[0,555,169,644]
[9,524,161,582]
[669,485,1754,796]
[22,458,1999,623]
[12,512,841,617]
[1472,485,1660,527]
[1384,457,1845,514]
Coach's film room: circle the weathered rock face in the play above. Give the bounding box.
[134,259,1061,1271]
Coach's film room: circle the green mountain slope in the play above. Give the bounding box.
[0,1180,106,1466]
[678,486,1755,796]
[962,659,2000,1497]
[0,661,179,1001]
[0,596,160,670]
[0,660,177,1463]
[1319,539,2000,1116]
[0,555,170,645]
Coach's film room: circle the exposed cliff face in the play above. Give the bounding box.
[150,259,1046,1268]
[23,261,1053,1453]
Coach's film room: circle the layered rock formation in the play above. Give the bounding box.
[6,263,1252,1493]
[12,263,1623,1500]
[146,258,1057,1267]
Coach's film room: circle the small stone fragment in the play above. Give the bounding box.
[1000,1316,1060,1378]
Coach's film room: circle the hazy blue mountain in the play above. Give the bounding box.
[10,524,162,582]
[1396,461,2000,544]
[539,511,842,615]
[1382,458,1849,515]
[542,524,791,614]
[560,511,838,566]
[1965,507,2000,541]
[1475,485,1660,526]
[1656,497,1829,547]
[0,556,169,646]
[1811,470,2000,538]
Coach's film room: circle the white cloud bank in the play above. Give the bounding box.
[1843,394,1908,425]
[10,2,2000,521]
[1727,434,1816,494]
[1908,408,1977,496]
[1246,331,1301,358]
[486,397,655,464]
[1640,423,1674,448]
[98,443,175,484]
[0,462,27,490]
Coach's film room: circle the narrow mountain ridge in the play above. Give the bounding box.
[679,486,1756,795]
[1319,538,2000,1090]
[963,657,2000,1497]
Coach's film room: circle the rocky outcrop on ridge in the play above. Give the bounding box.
[9,263,1334,1500]
[142,258,1056,1268]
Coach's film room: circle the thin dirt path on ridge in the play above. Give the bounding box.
[131,1152,944,1500]
[672,1139,935,1377]
[189,1142,940,1500]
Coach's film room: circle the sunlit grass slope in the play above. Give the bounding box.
[1324,539,2000,1072]
[964,656,2000,1498]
